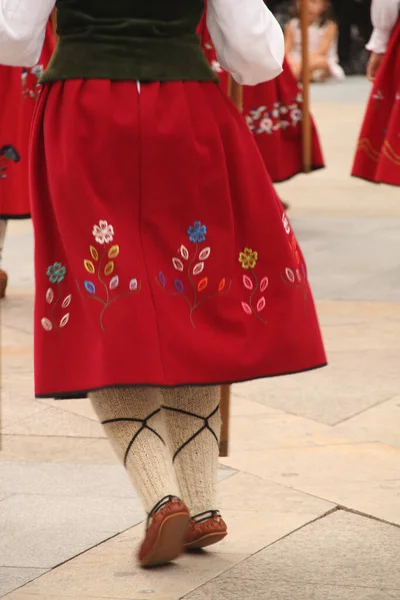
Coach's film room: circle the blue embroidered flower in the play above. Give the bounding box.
[187,221,207,244]
[159,272,166,288]
[0,145,20,163]
[84,281,96,294]
[174,280,184,294]
[46,262,67,284]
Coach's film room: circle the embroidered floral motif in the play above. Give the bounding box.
[238,248,259,270]
[280,213,309,308]
[76,220,141,331]
[157,221,231,327]
[187,221,207,244]
[46,262,66,284]
[239,249,268,325]
[92,220,115,245]
[21,64,44,100]
[245,94,303,135]
[0,145,20,179]
[41,262,71,331]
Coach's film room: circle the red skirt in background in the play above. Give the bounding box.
[198,17,325,183]
[30,80,326,399]
[0,22,54,219]
[352,19,400,187]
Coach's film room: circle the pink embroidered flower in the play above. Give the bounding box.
[92,220,114,245]
[290,108,302,126]
[282,214,291,234]
[259,117,273,134]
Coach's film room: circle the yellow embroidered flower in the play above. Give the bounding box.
[239,248,258,270]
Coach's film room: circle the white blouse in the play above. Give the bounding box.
[366,0,399,53]
[0,0,284,85]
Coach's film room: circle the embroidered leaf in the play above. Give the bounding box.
[84,259,95,274]
[197,277,208,292]
[41,317,53,331]
[243,275,253,290]
[218,278,226,292]
[62,294,72,308]
[286,268,295,283]
[84,281,96,294]
[60,313,70,328]
[110,276,119,290]
[199,247,211,261]
[90,246,99,261]
[174,279,184,294]
[108,245,120,259]
[104,261,114,276]
[260,277,269,292]
[159,272,166,288]
[296,269,302,282]
[180,245,189,260]
[193,262,204,276]
[257,297,266,312]
[129,278,138,291]
[46,288,54,304]
[172,257,184,272]
[241,302,252,316]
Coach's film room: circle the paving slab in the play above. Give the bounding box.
[1,406,106,437]
[0,568,47,599]
[335,396,400,448]
[184,510,400,600]
[222,442,400,525]
[233,349,400,426]
[0,494,144,569]
[2,523,246,600]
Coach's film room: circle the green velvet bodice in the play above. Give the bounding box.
[42,0,217,83]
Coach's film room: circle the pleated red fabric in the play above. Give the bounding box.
[30,79,326,398]
[198,16,325,182]
[352,19,400,187]
[0,22,55,219]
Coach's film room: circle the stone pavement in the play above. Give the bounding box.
[1,77,400,599]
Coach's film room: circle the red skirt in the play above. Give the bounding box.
[198,18,325,182]
[352,19,400,186]
[0,23,54,219]
[30,80,326,399]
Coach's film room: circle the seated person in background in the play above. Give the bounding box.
[285,0,345,81]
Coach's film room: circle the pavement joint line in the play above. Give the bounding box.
[332,394,400,426]
[338,506,400,530]
[178,507,341,600]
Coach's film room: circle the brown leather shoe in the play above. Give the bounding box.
[184,510,227,551]
[138,496,190,568]
[0,269,8,299]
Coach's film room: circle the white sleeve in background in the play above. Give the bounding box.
[207,0,284,86]
[366,0,399,53]
[0,0,56,67]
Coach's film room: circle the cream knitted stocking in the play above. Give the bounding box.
[89,387,179,512]
[162,386,221,518]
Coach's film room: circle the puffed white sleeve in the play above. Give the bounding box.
[366,0,399,53]
[0,0,56,67]
[207,0,284,86]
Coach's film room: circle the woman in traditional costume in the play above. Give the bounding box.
[198,10,325,185]
[0,0,326,568]
[0,22,54,298]
[352,0,400,186]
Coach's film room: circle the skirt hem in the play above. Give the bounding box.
[0,213,31,220]
[36,361,328,400]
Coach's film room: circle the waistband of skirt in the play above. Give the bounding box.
[41,37,219,83]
